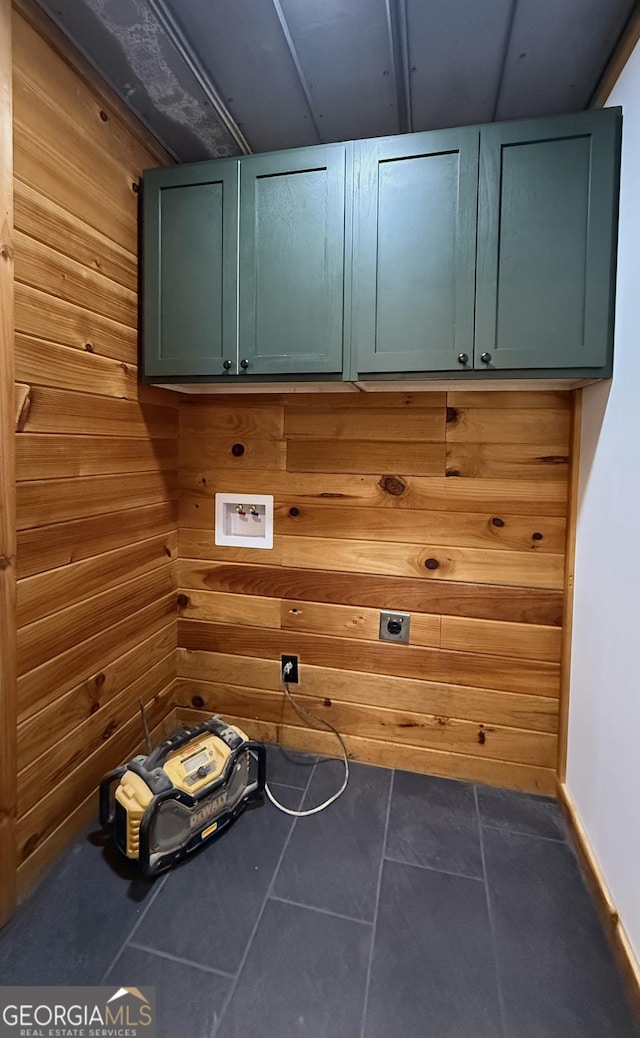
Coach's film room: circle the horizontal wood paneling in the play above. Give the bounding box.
[178,560,564,625]
[180,473,569,518]
[179,620,560,697]
[281,535,565,588]
[177,650,559,733]
[18,532,177,626]
[15,334,137,398]
[175,679,557,767]
[19,385,178,438]
[14,181,136,292]
[17,502,177,578]
[286,440,446,475]
[15,283,137,364]
[275,502,566,553]
[18,651,176,816]
[17,471,176,529]
[11,4,176,898]
[178,391,573,791]
[176,706,556,796]
[284,404,445,441]
[18,623,176,770]
[18,594,176,724]
[16,434,177,481]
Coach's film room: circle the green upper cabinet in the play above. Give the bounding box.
[143,160,239,378]
[238,144,348,376]
[141,108,621,385]
[351,128,480,376]
[475,109,621,372]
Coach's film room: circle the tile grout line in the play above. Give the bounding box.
[383,853,484,883]
[269,893,374,927]
[209,758,318,1038]
[127,940,237,979]
[481,823,566,844]
[474,785,508,1038]
[100,872,171,983]
[359,767,394,1038]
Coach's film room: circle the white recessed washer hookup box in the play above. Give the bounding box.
[214,493,274,549]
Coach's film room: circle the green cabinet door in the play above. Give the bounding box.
[143,160,239,379]
[351,128,480,376]
[475,108,621,372]
[238,145,348,376]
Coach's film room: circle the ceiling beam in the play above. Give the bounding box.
[269,0,324,143]
[146,0,252,155]
[590,0,640,107]
[385,0,412,134]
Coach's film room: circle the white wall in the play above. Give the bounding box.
[568,40,640,961]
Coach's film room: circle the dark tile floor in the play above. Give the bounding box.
[0,749,638,1038]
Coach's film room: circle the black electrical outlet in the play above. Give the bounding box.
[281,654,299,683]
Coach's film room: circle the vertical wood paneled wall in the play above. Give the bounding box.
[0,0,17,926]
[12,4,178,897]
[177,390,573,796]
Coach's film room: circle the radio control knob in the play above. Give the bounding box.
[197,765,208,778]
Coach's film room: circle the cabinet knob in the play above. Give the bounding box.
[480,352,492,364]
[240,359,249,370]
[457,353,469,365]
[223,359,233,370]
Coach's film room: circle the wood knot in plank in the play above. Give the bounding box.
[90,702,101,715]
[99,109,109,121]
[424,557,440,570]
[319,492,346,498]
[192,695,204,709]
[491,517,505,528]
[378,475,406,496]
[446,406,459,423]
[445,469,460,477]
[323,698,332,707]
[231,442,245,457]
[532,532,543,541]
[0,555,11,571]
[288,506,300,517]
[164,545,173,556]
[538,455,568,465]
[102,721,118,740]
[478,727,486,745]
[0,243,12,262]
[177,593,190,609]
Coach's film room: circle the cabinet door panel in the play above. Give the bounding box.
[476,109,620,371]
[143,161,238,378]
[239,145,347,375]
[352,129,479,375]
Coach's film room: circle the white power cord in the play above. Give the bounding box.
[264,662,350,817]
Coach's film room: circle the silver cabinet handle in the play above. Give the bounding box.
[480,352,492,364]
[223,359,233,370]
[457,353,469,365]
[240,359,249,370]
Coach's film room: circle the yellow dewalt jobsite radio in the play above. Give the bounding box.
[100,716,266,875]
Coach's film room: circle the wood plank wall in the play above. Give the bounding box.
[0,0,17,926]
[177,390,572,796]
[11,4,178,898]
